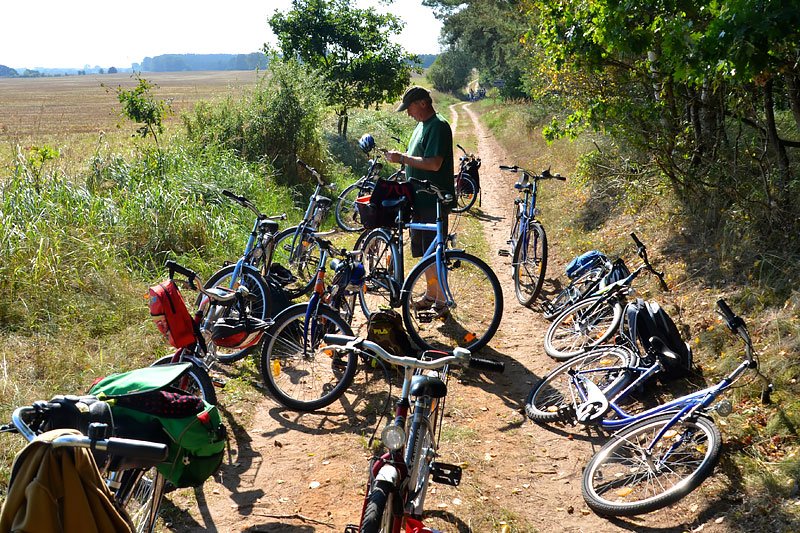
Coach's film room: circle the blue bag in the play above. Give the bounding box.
[565,250,608,279]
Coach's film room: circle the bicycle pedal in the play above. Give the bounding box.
[431,462,462,486]
[211,377,227,388]
[344,525,359,533]
[498,249,511,257]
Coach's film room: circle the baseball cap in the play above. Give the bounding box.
[395,86,431,112]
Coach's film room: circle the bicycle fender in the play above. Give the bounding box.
[375,464,400,485]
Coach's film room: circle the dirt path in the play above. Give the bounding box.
[174,103,729,533]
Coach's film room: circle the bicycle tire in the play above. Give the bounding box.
[357,228,401,318]
[259,303,357,411]
[513,222,548,306]
[152,356,218,405]
[406,418,435,514]
[361,478,396,533]
[525,346,635,423]
[335,181,374,232]
[401,250,503,352]
[201,264,273,363]
[451,173,477,213]
[542,267,606,321]
[582,413,721,516]
[115,466,166,533]
[273,226,320,298]
[544,295,623,361]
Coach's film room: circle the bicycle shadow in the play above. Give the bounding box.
[461,205,502,224]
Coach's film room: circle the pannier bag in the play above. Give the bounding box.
[149,279,196,348]
[627,299,693,380]
[89,363,227,488]
[366,309,417,358]
[463,156,481,189]
[564,250,609,280]
[356,178,415,229]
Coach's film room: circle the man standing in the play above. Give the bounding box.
[385,86,454,311]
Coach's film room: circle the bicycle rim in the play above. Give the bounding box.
[116,467,166,533]
[545,296,622,360]
[513,222,547,306]
[273,226,319,298]
[452,174,477,213]
[358,229,399,317]
[336,182,372,232]
[259,304,357,411]
[152,356,217,404]
[402,251,503,351]
[582,413,721,516]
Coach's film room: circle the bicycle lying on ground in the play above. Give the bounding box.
[538,299,773,516]
[322,335,504,533]
[498,165,566,307]
[258,236,361,412]
[541,250,614,321]
[543,233,665,360]
[451,144,481,214]
[1,395,170,532]
[200,189,290,363]
[356,177,503,352]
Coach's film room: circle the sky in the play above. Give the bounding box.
[1,0,444,70]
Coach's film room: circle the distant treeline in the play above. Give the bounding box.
[136,53,269,72]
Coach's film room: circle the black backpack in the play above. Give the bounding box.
[628,299,693,380]
[366,309,417,358]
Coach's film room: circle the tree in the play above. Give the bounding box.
[106,74,172,147]
[427,48,473,93]
[269,0,419,137]
[108,66,118,74]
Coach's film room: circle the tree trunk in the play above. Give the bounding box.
[336,110,349,138]
[687,86,703,167]
[763,79,791,198]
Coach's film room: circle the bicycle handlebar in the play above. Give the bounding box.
[407,177,454,205]
[297,159,334,190]
[499,165,566,181]
[11,405,169,463]
[222,189,287,221]
[163,260,245,305]
[628,233,668,291]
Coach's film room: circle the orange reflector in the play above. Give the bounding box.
[464,332,477,343]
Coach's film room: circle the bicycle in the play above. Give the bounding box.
[335,133,383,232]
[563,300,772,516]
[201,189,290,363]
[258,236,359,411]
[543,233,667,360]
[272,159,337,297]
[451,144,480,214]
[497,165,566,307]
[155,260,273,404]
[356,177,503,352]
[1,395,170,532]
[321,335,504,533]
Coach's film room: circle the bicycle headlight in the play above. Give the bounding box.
[715,399,733,417]
[381,424,406,451]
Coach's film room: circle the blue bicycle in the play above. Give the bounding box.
[356,177,503,352]
[498,165,565,307]
[527,299,772,516]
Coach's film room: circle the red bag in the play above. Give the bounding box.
[149,280,196,348]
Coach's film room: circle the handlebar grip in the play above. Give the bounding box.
[499,165,516,171]
[555,174,567,181]
[761,384,774,405]
[222,189,237,200]
[164,260,198,287]
[468,357,505,373]
[105,438,169,463]
[323,334,357,346]
[630,232,644,249]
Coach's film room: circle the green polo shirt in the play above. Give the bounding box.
[405,113,454,215]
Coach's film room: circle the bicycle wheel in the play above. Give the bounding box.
[202,264,272,363]
[259,303,357,411]
[335,181,374,232]
[407,418,435,513]
[513,222,548,306]
[358,228,400,318]
[582,413,722,516]
[273,226,320,298]
[361,479,397,533]
[544,296,623,361]
[115,467,166,533]
[451,173,477,213]
[401,251,503,352]
[152,356,218,405]
[542,267,605,321]
[525,345,635,423]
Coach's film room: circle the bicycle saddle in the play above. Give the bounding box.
[410,375,447,399]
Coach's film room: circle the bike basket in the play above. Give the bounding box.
[356,190,411,230]
[565,250,608,279]
[149,279,196,349]
[89,363,227,488]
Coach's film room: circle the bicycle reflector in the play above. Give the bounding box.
[381,424,405,451]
